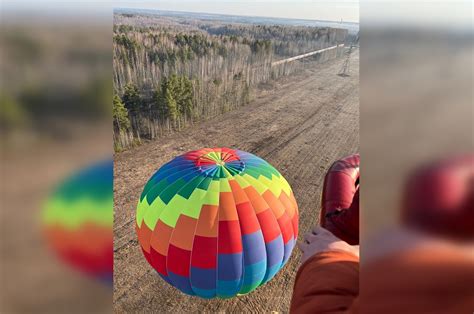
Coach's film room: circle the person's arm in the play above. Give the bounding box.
[290,227,359,314]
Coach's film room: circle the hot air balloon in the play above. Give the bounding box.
[136,148,298,298]
[42,160,113,284]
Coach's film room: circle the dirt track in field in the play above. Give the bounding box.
[114,50,359,312]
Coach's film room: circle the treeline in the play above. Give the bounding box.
[113,15,347,150]
[201,24,346,57]
[113,26,275,94]
[114,76,194,138]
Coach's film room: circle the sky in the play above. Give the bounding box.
[114,0,360,23]
[4,0,471,28]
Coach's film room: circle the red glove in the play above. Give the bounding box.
[320,154,360,245]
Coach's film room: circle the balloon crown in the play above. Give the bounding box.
[194,148,246,178]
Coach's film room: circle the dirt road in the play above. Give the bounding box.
[114,50,359,312]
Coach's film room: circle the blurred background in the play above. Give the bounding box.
[1,1,113,313]
[0,0,472,313]
[360,0,472,239]
[360,0,473,311]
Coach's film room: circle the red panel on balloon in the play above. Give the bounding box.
[167,244,192,276]
[256,209,281,243]
[218,220,243,254]
[236,202,261,235]
[191,235,217,269]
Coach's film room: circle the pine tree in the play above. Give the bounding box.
[122,83,142,113]
[155,76,179,121]
[175,76,193,118]
[164,85,178,121]
[154,82,166,118]
[181,77,194,117]
[113,94,131,132]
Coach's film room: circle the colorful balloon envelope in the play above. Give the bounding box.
[42,160,113,284]
[136,148,299,298]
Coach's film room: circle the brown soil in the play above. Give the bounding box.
[114,51,359,313]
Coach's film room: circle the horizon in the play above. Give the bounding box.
[115,7,360,25]
[2,1,359,23]
[114,1,359,23]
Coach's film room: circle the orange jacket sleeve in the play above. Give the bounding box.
[290,251,359,314]
[358,247,474,314]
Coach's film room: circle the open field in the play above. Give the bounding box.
[114,50,359,312]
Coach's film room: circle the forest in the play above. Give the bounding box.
[113,13,348,150]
